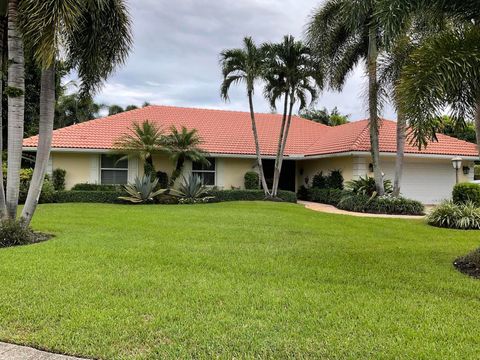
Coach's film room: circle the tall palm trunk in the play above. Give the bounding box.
[0,17,7,218]
[273,90,295,197]
[367,25,384,196]
[272,93,289,197]
[247,90,269,195]
[6,0,24,219]
[21,66,55,227]
[393,109,406,197]
[475,94,480,159]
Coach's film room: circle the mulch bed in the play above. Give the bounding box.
[454,249,480,279]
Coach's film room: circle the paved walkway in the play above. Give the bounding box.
[0,342,87,360]
[298,200,426,219]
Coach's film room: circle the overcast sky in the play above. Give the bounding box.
[93,0,396,120]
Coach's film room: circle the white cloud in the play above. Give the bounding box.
[94,0,396,120]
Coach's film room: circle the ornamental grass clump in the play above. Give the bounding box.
[427,201,480,230]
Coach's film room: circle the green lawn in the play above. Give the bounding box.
[0,202,479,359]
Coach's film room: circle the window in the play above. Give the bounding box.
[192,157,215,186]
[100,155,128,185]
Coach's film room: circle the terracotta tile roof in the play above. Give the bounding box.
[23,105,479,158]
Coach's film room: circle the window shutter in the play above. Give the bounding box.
[90,154,100,184]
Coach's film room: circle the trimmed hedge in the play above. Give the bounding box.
[54,190,126,203]
[307,188,344,205]
[71,183,121,191]
[452,183,480,207]
[52,189,297,204]
[337,193,424,215]
[210,189,297,203]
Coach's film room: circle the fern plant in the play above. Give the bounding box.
[119,175,166,203]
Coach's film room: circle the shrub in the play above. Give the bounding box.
[119,175,166,203]
[338,193,424,215]
[345,176,393,197]
[0,219,35,248]
[156,171,169,189]
[312,172,326,189]
[244,171,260,190]
[210,189,297,203]
[308,188,344,205]
[54,190,127,203]
[454,247,480,278]
[452,183,480,206]
[52,168,66,191]
[297,185,309,200]
[39,179,56,203]
[71,183,120,191]
[427,201,480,230]
[325,169,344,189]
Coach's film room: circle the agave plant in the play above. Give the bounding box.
[119,175,166,203]
[345,176,393,198]
[170,174,213,204]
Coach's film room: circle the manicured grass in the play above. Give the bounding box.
[0,202,479,359]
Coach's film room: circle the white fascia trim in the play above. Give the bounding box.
[23,147,478,161]
[303,151,479,161]
[23,147,115,153]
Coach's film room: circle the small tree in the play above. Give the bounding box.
[164,126,209,185]
[114,120,165,176]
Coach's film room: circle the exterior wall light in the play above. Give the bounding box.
[451,157,462,184]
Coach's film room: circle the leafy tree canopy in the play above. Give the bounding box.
[299,106,349,126]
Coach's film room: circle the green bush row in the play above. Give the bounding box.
[337,193,424,215]
[307,188,344,205]
[52,189,297,204]
[71,183,122,191]
[53,190,127,203]
[210,189,297,203]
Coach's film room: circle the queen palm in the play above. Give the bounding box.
[306,0,386,195]
[220,37,270,196]
[263,35,322,197]
[114,120,165,176]
[17,0,132,226]
[165,126,209,186]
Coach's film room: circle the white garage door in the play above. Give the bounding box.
[382,161,456,204]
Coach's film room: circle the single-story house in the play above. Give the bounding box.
[23,105,478,204]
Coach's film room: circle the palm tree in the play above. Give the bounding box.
[377,0,480,157]
[379,15,446,196]
[19,0,132,226]
[5,0,25,219]
[263,35,322,197]
[0,1,8,218]
[306,0,386,195]
[220,37,270,196]
[164,126,209,186]
[114,120,165,176]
